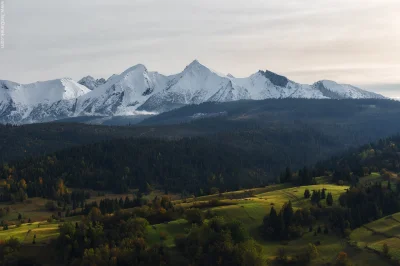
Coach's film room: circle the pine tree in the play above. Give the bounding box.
[326,193,333,206]
[321,188,326,199]
[383,243,390,258]
[282,201,293,229]
[285,167,292,182]
[396,183,400,195]
[311,190,321,203]
[304,189,311,199]
[269,206,278,227]
[124,196,131,208]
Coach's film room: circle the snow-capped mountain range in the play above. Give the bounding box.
[0,60,385,124]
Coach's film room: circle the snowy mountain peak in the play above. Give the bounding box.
[0,61,386,124]
[183,60,227,78]
[121,64,148,76]
[73,64,169,116]
[183,60,209,73]
[188,59,200,66]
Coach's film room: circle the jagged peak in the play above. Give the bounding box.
[183,60,226,77]
[121,64,148,76]
[79,75,95,82]
[184,59,208,71]
[78,76,106,90]
[259,70,289,87]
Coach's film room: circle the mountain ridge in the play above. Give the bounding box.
[0,60,385,124]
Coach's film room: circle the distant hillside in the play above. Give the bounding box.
[3,99,400,165]
[0,127,342,195]
[0,122,210,163]
[140,98,399,126]
[4,111,400,194]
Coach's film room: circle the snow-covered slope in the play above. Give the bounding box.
[230,71,325,100]
[0,78,90,123]
[312,80,385,99]
[0,60,386,124]
[139,60,251,112]
[75,64,168,116]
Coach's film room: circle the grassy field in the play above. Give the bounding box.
[209,184,349,231]
[146,219,190,247]
[173,183,292,205]
[85,189,180,205]
[350,212,400,260]
[147,182,388,265]
[205,184,351,264]
[0,197,55,223]
[146,183,354,265]
[0,222,60,244]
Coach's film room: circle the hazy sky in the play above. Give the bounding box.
[1,0,399,97]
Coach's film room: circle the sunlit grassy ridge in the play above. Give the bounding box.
[351,212,400,260]
[0,222,59,244]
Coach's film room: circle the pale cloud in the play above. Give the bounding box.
[0,0,399,96]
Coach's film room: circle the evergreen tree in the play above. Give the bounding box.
[282,201,294,229]
[124,196,131,208]
[284,167,292,182]
[304,189,311,199]
[269,206,278,230]
[326,193,333,206]
[311,190,321,203]
[321,188,326,199]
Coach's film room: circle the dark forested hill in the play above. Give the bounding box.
[2,98,400,193]
[3,99,400,166]
[2,123,400,197]
[0,122,222,163]
[316,134,400,180]
[140,98,400,126]
[1,125,341,196]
